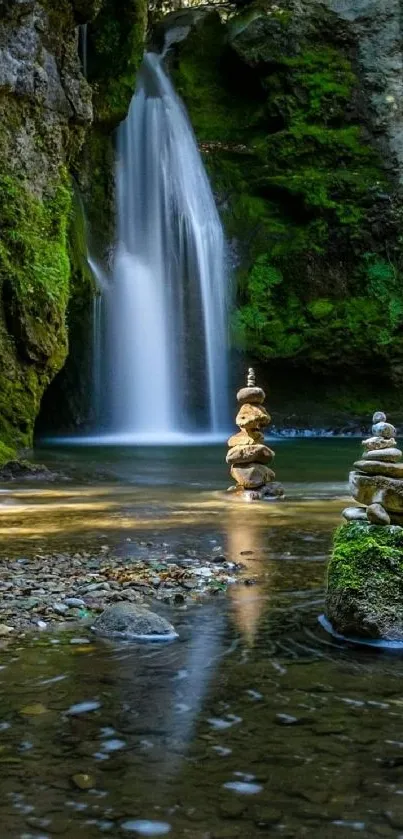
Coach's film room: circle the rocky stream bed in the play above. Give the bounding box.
[0,540,252,636]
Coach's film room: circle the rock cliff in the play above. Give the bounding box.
[0,0,146,451]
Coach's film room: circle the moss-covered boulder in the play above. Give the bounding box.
[326,522,403,640]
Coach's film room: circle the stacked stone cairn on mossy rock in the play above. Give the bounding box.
[342,411,403,526]
[226,368,284,501]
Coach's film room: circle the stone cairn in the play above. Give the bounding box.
[226,368,284,501]
[343,411,403,526]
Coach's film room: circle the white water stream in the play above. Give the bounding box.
[91,51,229,445]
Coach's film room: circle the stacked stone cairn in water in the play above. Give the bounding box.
[343,411,403,526]
[226,368,284,501]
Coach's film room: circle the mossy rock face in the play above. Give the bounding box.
[170,1,403,396]
[326,523,403,640]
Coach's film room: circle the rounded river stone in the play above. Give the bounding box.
[236,386,265,405]
[360,448,401,463]
[341,506,367,522]
[362,436,397,452]
[92,604,178,640]
[354,460,403,479]
[372,421,396,439]
[231,464,275,489]
[227,430,264,448]
[226,444,274,466]
[349,470,403,512]
[372,411,387,424]
[367,503,390,525]
[236,404,270,430]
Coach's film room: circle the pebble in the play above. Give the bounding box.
[342,506,367,522]
[367,503,391,525]
[65,598,85,608]
[53,603,69,615]
[72,773,95,790]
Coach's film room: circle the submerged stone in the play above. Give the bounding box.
[326,522,403,639]
[92,604,178,641]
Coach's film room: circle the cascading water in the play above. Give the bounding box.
[99,50,229,443]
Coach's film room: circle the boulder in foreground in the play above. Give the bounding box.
[92,604,178,641]
[326,522,403,640]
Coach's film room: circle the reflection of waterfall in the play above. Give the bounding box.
[100,51,229,442]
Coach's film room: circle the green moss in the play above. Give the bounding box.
[0,441,16,466]
[172,9,401,386]
[0,170,73,446]
[88,0,147,127]
[329,523,403,592]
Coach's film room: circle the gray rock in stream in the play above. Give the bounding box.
[91,604,178,641]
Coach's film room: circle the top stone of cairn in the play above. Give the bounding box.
[237,367,266,405]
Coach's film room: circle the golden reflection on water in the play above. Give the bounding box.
[0,483,349,554]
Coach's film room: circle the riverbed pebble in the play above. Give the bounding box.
[0,540,248,633]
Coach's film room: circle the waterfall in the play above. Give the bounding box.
[100,51,229,443]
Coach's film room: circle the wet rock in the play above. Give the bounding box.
[326,522,403,639]
[0,624,14,636]
[373,412,387,424]
[354,460,403,478]
[0,460,61,482]
[236,386,265,405]
[230,464,275,489]
[235,404,270,430]
[359,448,402,462]
[72,773,95,790]
[227,430,264,447]
[367,503,391,525]
[342,506,367,522]
[226,444,274,466]
[350,471,403,512]
[362,436,396,451]
[91,603,178,640]
[372,421,396,439]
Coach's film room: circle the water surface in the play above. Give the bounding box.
[0,439,398,837]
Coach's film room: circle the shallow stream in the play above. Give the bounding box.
[0,440,401,838]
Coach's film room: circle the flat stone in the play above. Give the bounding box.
[235,403,270,430]
[226,444,274,466]
[362,436,396,451]
[372,421,396,439]
[236,386,265,405]
[360,448,401,462]
[341,506,367,522]
[349,471,403,512]
[91,603,178,640]
[227,430,264,447]
[231,464,275,489]
[354,460,403,478]
[367,503,390,525]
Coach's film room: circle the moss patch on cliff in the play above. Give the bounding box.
[172,6,402,387]
[0,171,73,446]
[88,0,147,127]
[326,522,403,638]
